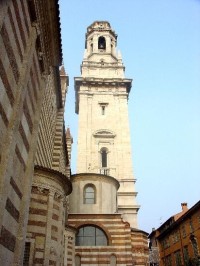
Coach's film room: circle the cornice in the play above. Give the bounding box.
[118,205,141,211]
[71,173,120,190]
[118,192,138,196]
[34,0,62,72]
[34,165,72,196]
[75,77,132,93]
[74,77,131,114]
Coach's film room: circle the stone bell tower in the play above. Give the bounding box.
[74,21,139,228]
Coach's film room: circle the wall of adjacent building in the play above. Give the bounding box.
[0,1,72,265]
[155,201,200,266]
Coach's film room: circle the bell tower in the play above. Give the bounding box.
[74,21,139,227]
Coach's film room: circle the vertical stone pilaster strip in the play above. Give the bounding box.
[44,190,55,265]
[63,232,68,266]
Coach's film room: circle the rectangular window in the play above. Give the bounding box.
[164,255,172,266]
[99,102,108,115]
[23,242,31,266]
[189,220,194,232]
[183,246,189,264]
[101,105,105,115]
[182,225,186,238]
[174,250,182,266]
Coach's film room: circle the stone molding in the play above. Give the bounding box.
[33,165,72,196]
[93,129,116,138]
[71,173,120,190]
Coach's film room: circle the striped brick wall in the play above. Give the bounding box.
[35,66,69,175]
[68,214,135,266]
[0,1,66,265]
[0,1,44,264]
[131,230,149,265]
[34,72,58,168]
[51,110,67,172]
[26,166,72,265]
[64,227,76,266]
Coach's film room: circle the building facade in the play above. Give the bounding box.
[149,202,200,266]
[0,1,72,265]
[68,21,148,266]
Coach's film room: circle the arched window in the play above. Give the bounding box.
[110,254,117,266]
[75,255,81,266]
[101,148,108,168]
[84,184,96,204]
[76,225,108,246]
[98,36,106,50]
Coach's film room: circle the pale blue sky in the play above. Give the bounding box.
[59,0,200,233]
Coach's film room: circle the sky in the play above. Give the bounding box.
[59,0,200,233]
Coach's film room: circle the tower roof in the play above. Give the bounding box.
[86,21,117,39]
[60,65,67,76]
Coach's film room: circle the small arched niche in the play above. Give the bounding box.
[75,254,81,266]
[110,254,117,266]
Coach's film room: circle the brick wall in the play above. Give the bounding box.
[156,201,200,266]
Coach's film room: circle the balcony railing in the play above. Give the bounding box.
[99,168,110,175]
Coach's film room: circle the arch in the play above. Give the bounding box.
[98,36,106,50]
[76,225,108,246]
[83,183,96,204]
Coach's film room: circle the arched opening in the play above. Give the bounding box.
[83,184,96,204]
[76,225,108,246]
[75,255,81,266]
[110,254,117,266]
[98,36,106,50]
[101,148,108,168]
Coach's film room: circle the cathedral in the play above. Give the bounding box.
[0,1,148,265]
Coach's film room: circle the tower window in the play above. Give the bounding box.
[84,184,96,204]
[101,105,105,115]
[99,103,108,115]
[76,225,108,246]
[98,36,106,50]
[101,148,108,167]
